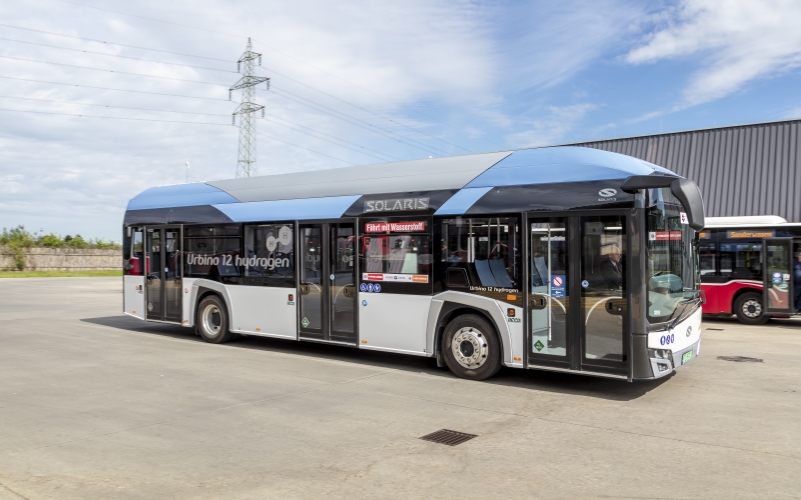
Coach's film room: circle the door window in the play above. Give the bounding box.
[299,226,323,332]
[581,216,626,365]
[530,219,568,358]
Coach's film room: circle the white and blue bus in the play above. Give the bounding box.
[122,146,705,381]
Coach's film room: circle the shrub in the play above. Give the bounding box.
[1,226,35,270]
[1,226,120,270]
[37,234,65,247]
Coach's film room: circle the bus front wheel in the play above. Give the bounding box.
[734,292,769,325]
[441,314,501,381]
[196,295,234,343]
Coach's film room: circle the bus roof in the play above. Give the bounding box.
[125,146,677,224]
[705,216,790,227]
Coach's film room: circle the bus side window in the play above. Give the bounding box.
[124,228,143,276]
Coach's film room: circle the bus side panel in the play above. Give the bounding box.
[701,281,761,315]
[226,285,297,339]
[182,278,198,326]
[123,275,145,320]
[358,293,429,354]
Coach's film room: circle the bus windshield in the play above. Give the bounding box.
[646,188,700,323]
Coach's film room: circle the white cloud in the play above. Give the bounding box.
[505,103,598,148]
[626,0,801,106]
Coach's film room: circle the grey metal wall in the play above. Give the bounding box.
[571,119,801,222]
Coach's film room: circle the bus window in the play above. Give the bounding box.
[184,225,241,283]
[646,188,700,322]
[698,242,717,277]
[719,242,762,280]
[123,228,144,276]
[441,217,520,290]
[243,224,294,287]
[360,219,432,292]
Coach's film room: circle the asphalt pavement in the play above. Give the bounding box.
[0,277,799,499]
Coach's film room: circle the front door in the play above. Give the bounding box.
[527,214,627,374]
[763,238,794,314]
[298,222,357,343]
[145,227,183,323]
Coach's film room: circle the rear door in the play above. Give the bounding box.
[145,226,183,323]
[763,238,794,314]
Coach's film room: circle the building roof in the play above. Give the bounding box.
[572,119,801,222]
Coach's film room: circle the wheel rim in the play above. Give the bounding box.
[742,299,762,318]
[202,305,222,336]
[451,327,488,369]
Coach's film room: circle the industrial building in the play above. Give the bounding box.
[571,118,801,222]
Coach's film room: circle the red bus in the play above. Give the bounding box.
[700,216,801,324]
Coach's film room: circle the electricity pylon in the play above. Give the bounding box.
[230,38,269,178]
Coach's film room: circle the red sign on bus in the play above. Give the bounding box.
[649,231,682,241]
[364,221,426,233]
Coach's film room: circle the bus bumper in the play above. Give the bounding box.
[648,338,701,379]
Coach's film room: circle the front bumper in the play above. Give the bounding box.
[648,338,701,379]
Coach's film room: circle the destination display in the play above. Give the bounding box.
[363,221,426,233]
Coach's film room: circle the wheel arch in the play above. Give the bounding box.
[427,292,511,365]
[731,286,763,315]
[188,280,235,327]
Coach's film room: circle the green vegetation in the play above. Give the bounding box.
[0,270,122,278]
[1,225,121,271]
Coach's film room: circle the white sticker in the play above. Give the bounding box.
[649,232,656,241]
[265,235,277,252]
[278,226,293,245]
[680,212,689,224]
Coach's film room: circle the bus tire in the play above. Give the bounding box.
[734,292,769,325]
[441,314,501,381]
[196,295,234,343]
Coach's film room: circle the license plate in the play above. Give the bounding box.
[682,350,693,365]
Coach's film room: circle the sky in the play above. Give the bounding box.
[1,0,800,241]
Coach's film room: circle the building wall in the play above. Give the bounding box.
[573,119,801,222]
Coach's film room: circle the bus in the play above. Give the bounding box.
[700,216,801,324]
[122,146,705,381]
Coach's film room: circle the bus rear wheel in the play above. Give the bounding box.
[196,295,234,343]
[441,314,501,381]
[734,292,769,325]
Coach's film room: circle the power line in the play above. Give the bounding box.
[0,23,231,62]
[261,116,396,163]
[0,76,230,101]
[0,107,356,165]
[258,66,473,154]
[50,0,248,40]
[0,107,226,125]
[263,115,401,161]
[0,94,399,161]
[0,37,236,73]
[0,95,230,116]
[256,131,355,166]
[42,2,500,149]
[0,55,229,87]
[268,88,442,156]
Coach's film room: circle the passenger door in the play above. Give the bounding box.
[298,222,357,343]
[527,214,628,375]
[763,238,794,314]
[145,226,183,323]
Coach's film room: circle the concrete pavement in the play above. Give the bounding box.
[0,277,799,499]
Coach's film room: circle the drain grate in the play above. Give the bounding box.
[419,429,477,446]
[718,356,763,363]
[706,328,724,331]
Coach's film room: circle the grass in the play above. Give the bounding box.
[0,270,122,278]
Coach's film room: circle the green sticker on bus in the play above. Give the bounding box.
[534,340,545,352]
[301,317,310,328]
[682,350,693,364]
